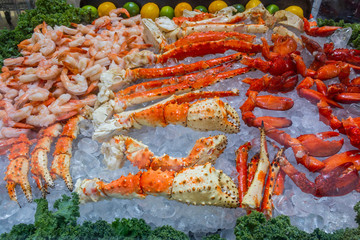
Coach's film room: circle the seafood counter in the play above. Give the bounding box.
[1,3,360,238]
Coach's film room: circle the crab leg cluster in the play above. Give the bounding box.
[93,90,241,142]
[76,134,238,208]
[101,134,227,171]
[2,115,83,204]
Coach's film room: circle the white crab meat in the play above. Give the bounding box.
[155,17,178,32]
[123,50,157,69]
[171,163,239,208]
[274,10,304,31]
[142,18,167,52]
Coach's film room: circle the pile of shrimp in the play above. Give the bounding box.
[0,8,149,139]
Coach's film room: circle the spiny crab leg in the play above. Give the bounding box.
[31,123,63,197]
[163,31,256,52]
[75,163,239,207]
[50,115,84,191]
[261,148,283,218]
[130,52,246,80]
[242,125,270,210]
[93,90,241,142]
[4,134,33,204]
[157,39,262,64]
[113,66,252,113]
[235,142,252,206]
[247,152,260,188]
[98,52,246,104]
[101,134,227,171]
[273,169,286,195]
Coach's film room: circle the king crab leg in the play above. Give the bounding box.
[31,123,63,197]
[50,115,84,191]
[101,134,227,171]
[94,90,241,142]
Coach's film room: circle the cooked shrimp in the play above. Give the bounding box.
[109,8,130,18]
[4,57,24,67]
[69,36,86,48]
[0,100,33,122]
[60,69,88,95]
[81,64,102,78]
[49,93,96,114]
[36,64,61,80]
[23,53,45,66]
[15,87,50,109]
[0,126,31,139]
[26,105,56,127]
[32,39,56,56]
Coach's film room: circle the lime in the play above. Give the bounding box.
[195,5,208,13]
[233,4,245,13]
[97,2,116,17]
[141,2,160,20]
[285,5,304,18]
[82,5,98,16]
[174,2,192,17]
[245,0,261,10]
[160,6,175,19]
[266,4,279,14]
[209,0,228,13]
[123,2,140,17]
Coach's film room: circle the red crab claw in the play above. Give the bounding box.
[280,155,359,197]
[303,18,342,37]
[314,162,359,197]
[296,77,344,108]
[322,150,360,174]
[342,117,360,149]
[296,131,344,157]
[334,93,360,104]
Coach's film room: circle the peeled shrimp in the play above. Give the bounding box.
[15,87,50,108]
[60,69,88,95]
[23,53,45,66]
[36,64,61,80]
[81,64,102,78]
[3,57,24,67]
[49,93,96,114]
[26,105,56,127]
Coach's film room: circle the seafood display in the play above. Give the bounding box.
[2,2,360,236]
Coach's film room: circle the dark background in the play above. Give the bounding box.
[80,0,313,18]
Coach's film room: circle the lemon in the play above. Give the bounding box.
[208,0,228,13]
[285,5,304,18]
[141,2,160,20]
[97,2,116,17]
[174,2,192,17]
[245,0,261,10]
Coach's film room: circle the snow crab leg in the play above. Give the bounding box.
[50,115,84,191]
[93,90,241,142]
[101,134,227,171]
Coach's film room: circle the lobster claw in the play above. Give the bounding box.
[342,117,360,149]
[315,162,359,197]
[297,131,344,157]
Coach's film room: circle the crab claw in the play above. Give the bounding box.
[315,162,359,197]
[322,150,360,174]
[303,18,342,37]
[297,131,344,157]
[343,117,360,149]
[187,98,240,133]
